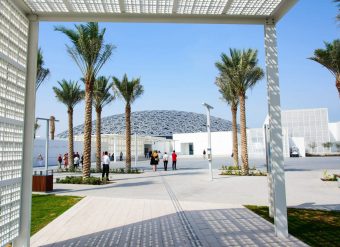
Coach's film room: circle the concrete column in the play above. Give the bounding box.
[13,18,39,247]
[206,108,213,181]
[264,23,288,238]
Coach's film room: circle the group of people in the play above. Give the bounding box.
[150,150,177,172]
[109,152,124,161]
[57,152,83,169]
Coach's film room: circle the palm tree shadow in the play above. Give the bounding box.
[35,208,304,247]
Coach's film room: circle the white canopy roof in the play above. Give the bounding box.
[13,0,297,24]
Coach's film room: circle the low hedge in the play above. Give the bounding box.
[220,165,265,176]
[56,176,106,185]
[90,168,142,174]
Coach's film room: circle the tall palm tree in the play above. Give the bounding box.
[93,76,115,172]
[55,22,114,177]
[36,48,50,91]
[215,49,264,175]
[53,80,84,169]
[309,39,340,97]
[112,74,144,172]
[215,75,239,167]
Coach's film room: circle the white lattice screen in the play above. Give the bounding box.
[0,0,28,245]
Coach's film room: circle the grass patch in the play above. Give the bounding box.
[31,194,82,235]
[245,205,340,247]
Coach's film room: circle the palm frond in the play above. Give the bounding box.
[215,48,264,97]
[93,76,115,110]
[112,74,144,105]
[36,48,50,91]
[55,22,115,80]
[52,80,85,109]
[308,39,340,78]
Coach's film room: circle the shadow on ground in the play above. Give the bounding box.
[36,208,305,247]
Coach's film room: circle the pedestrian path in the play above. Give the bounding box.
[31,172,307,247]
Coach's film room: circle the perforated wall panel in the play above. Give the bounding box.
[0,0,28,245]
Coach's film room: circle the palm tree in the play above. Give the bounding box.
[34,120,40,139]
[93,76,115,172]
[335,0,340,20]
[215,75,239,167]
[53,80,84,169]
[309,39,340,97]
[55,22,114,177]
[112,74,144,172]
[215,49,264,175]
[36,48,50,91]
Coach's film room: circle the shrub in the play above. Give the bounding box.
[220,169,266,176]
[89,167,142,174]
[56,176,104,185]
[321,170,338,181]
[110,168,142,174]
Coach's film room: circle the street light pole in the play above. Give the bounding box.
[202,102,214,181]
[134,133,137,167]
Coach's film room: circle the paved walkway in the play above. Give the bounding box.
[31,170,309,247]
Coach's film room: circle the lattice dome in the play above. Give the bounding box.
[58,110,234,138]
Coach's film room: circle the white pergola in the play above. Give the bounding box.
[0,0,298,246]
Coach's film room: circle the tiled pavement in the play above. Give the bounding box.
[31,171,308,247]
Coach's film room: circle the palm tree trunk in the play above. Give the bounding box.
[125,104,131,172]
[231,104,239,168]
[336,73,340,97]
[68,107,74,170]
[82,81,94,178]
[50,116,55,140]
[96,107,102,173]
[239,94,249,175]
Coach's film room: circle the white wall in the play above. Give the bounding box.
[173,132,233,157]
[33,139,83,167]
[174,129,291,158]
[329,122,340,142]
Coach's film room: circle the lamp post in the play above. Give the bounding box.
[113,134,117,163]
[134,133,137,167]
[36,117,59,171]
[202,102,214,181]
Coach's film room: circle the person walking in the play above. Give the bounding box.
[163,152,169,171]
[74,155,80,169]
[37,154,43,167]
[63,153,68,168]
[120,151,123,161]
[203,149,206,159]
[57,154,62,169]
[158,150,163,160]
[150,150,159,172]
[172,150,177,170]
[80,155,84,168]
[102,151,110,181]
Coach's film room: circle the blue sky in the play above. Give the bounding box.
[36,0,339,136]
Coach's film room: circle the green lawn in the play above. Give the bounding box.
[31,194,82,235]
[245,205,340,247]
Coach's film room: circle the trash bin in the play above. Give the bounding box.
[32,170,53,192]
